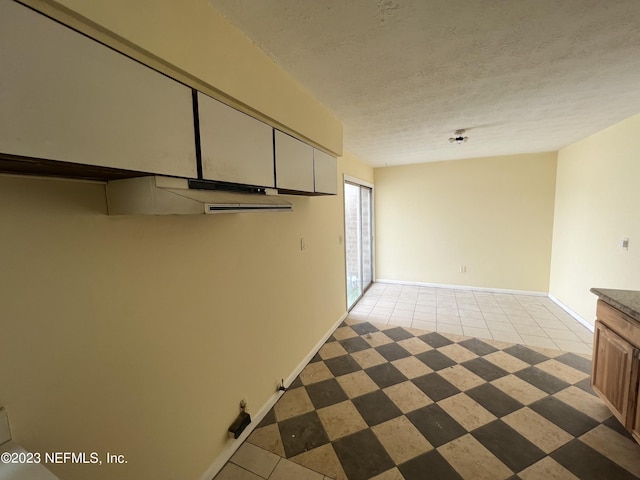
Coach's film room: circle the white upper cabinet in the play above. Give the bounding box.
[274,130,314,192]
[314,149,338,194]
[0,0,197,178]
[197,92,275,188]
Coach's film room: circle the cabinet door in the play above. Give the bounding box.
[592,321,635,425]
[631,351,640,443]
[198,92,274,188]
[0,0,197,178]
[314,148,338,194]
[274,130,314,192]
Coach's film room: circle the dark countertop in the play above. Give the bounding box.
[591,288,640,322]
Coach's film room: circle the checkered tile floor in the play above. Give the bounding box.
[217,321,640,480]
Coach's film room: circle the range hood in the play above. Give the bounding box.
[106,176,293,215]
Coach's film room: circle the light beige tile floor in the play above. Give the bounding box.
[216,442,334,480]
[349,284,594,355]
[215,285,601,480]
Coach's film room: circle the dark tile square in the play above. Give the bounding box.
[309,352,322,363]
[574,377,597,396]
[551,439,639,480]
[461,357,509,382]
[472,420,545,472]
[305,378,348,409]
[529,396,599,437]
[383,326,415,341]
[364,362,407,388]
[406,403,466,447]
[289,377,303,389]
[324,354,362,377]
[352,390,403,426]
[327,335,338,342]
[466,383,524,418]
[350,322,379,336]
[399,450,463,480]
[278,411,330,458]
[332,429,395,480]
[554,352,592,374]
[411,373,460,401]
[514,366,570,394]
[418,332,453,348]
[257,407,276,428]
[339,336,372,353]
[503,344,548,365]
[415,349,456,370]
[458,338,498,356]
[375,343,411,361]
[602,416,636,441]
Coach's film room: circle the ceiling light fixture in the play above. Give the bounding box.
[448,129,468,144]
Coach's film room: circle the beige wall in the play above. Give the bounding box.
[0,162,358,479]
[374,153,557,292]
[24,0,342,155]
[549,113,640,324]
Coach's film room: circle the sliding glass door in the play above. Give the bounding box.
[345,179,373,310]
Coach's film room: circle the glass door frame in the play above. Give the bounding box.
[343,175,375,311]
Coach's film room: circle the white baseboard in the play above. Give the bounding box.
[199,311,348,480]
[548,294,594,332]
[374,279,548,297]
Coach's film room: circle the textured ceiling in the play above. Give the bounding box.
[210,0,640,166]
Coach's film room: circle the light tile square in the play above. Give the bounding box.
[274,387,315,421]
[372,416,433,464]
[397,337,433,355]
[383,381,433,413]
[502,408,573,453]
[336,370,379,399]
[248,424,286,458]
[269,458,324,480]
[231,442,280,478]
[438,393,496,430]
[317,400,368,441]
[535,359,589,384]
[318,342,348,360]
[579,425,640,478]
[518,457,579,480]
[553,386,612,422]
[391,356,433,379]
[437,434,512,480]
[364,331,395,347]
[351,348,387,369]
[483,351,529,373]
[291,444,347,480]
[438,365,485,391]
[438,343,478,363]
[332,326,358,341]
[299,362,335,386]
[491,374,547,405]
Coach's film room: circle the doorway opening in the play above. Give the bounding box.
[344,177,374,310]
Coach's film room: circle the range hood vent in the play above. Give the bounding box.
[106,176,293,215]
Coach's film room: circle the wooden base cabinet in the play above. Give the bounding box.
[591,300,640,441]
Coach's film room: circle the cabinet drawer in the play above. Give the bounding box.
[597,300,640,348]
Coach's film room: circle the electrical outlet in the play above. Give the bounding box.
[239,399,247,411]
[459,265,467,273]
